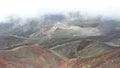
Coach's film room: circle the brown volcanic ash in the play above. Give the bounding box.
[0,45,66,68]
[0,45,120,68]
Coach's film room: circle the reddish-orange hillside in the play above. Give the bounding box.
[0,45,66,68]
[0,45,120,68]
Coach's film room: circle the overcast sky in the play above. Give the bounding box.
[0,0,120,21]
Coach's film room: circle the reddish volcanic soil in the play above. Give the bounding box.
[0,45,66,68]
[0,45,120,68]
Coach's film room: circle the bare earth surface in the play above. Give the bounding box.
[0,45,65,68]
[0,45,120,68]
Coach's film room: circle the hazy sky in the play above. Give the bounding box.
[0,0,120,21]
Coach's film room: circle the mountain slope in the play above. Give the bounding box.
[0,45,64,68]
[0,45,120,68]
[0,35,26,50]
[70,47,120,68]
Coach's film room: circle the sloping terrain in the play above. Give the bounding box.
[0,45,64,68]
[0,15,120,68]
[0,35,26,50]
[0,45,120,68]
[49,32,120,58]
[50,40,118,58]
[70,47,120,68]
[77,41,117,58]
[30,22,101,38]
